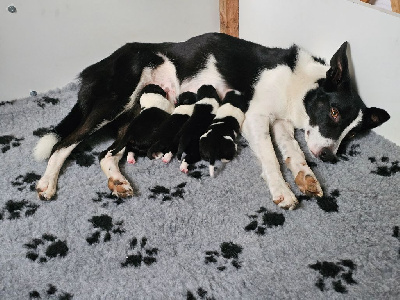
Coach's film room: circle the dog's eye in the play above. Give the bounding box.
[348,132,356,139]
[330,107,340,122]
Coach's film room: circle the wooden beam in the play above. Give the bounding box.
[392,0,400,13]
[219,0,239,37]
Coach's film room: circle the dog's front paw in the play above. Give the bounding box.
[295,171,323,197]
[270,180,298,210]
[107,177,133,198]
[36,177,56,200]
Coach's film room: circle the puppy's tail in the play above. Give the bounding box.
[209,157,216,178]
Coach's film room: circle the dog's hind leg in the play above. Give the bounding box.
[272,120,323,197]
[242,113,298,210]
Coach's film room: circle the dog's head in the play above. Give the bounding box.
[304,42,390,162]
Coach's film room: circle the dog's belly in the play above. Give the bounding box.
[180,55,232,99]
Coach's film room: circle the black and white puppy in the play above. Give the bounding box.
[199,90,247,177]
[176,85,220,173]
[147,91,197,162]
[108,84,174,164]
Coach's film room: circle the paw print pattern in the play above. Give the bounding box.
[12,172,41,191]
[309,259,357,294]
[92,192,125,207]
[32,126,54,137]
[86,214,125,245]
[187,287,215,300]
[338,144,361,161]
[29,284,73,299]
[298,189,340,213]
[187,164,210,179]
[149,182,186,201]
[393,226,400,258]
[244,207,285,235]
[0,200,39,220]
[24,234,69,263]
[35,96,60,109]
[0,135,24,153]
[205,242,243,271]
[369,156,400,177]
[121,237,158,268]
[68,143,99,167]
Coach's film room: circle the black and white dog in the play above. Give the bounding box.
[147,91,197,162]
[199,90,247,177]
[176,85,220,173]
[34,33,390,209]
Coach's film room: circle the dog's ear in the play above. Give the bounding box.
[362,107,390,130]
[324,42,350,91]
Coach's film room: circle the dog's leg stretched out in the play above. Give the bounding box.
[272,120,323,197]
[242,112,299,210]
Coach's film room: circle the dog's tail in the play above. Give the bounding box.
[33,102,84,161]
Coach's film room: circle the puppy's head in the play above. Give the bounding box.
[304,42,390,162]
[177,91,197,106]
[139,84,174,113]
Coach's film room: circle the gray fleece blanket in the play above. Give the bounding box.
[1,82,399,299]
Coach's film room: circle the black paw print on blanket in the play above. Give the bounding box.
[92,192,126,207]
[309,259,357,294]
[35,96,59,109]
[24,234,69,263]
[369,156,400,177]
[205,242,243,271]
[29,284,73,300]
[33,126,54,137]
[68,143,99,167]
[149,182,186,201]
[187,164,210,179]
[338,144,361,161]
[86,214,125,245]
[0,200,39,220]
[298,189,340,213]
[12,172,41,191]
[187,287,215,300]
[393,226,400,258]
[121,237,159,268]
[244,207,285,235]
[0,135,24,153]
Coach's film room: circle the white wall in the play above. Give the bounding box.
[0,0,219,101]
[240,0,400,145]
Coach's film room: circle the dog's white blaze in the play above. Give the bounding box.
[211,121,225,126]
[180,55,231,98]
[196,98,219,114]
[33,133,60,161]
[333,110,363,153]
[215,103,245,127]
[140,93,175,113]
[173,104,195,116]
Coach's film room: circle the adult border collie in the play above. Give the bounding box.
[34,32,390,210]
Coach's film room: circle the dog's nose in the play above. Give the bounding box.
[319,147,337,163]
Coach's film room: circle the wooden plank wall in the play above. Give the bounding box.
[219,0,239,37]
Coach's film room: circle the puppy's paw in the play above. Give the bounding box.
[162,152,173,164]
[295,171,323,197]
[180,160,189,174]
[270,181,298,210]
[36,177,56,200]
[127,152,136,164]
[107,177,133,198]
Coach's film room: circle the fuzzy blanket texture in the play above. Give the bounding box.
[1,82,399,300]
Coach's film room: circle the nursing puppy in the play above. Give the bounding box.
[108,84,174,164]
[147,91,197,162]
[199,90,247,177]
[176,85,220,173]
